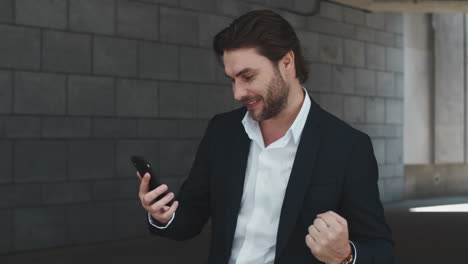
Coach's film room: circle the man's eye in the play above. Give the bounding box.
[244,76,253,81]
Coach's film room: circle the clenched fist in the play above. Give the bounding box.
[305,211,352,264]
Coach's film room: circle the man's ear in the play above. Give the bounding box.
[279,50,296,79]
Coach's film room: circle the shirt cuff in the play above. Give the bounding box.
[148,212,175,229]
[349,240,357,264]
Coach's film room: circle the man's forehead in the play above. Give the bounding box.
[223,48,268,76]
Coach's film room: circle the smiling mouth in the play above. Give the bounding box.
[245,100,259,109]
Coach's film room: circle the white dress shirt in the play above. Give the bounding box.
[149,88,356,264]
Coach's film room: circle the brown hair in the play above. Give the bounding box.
[213,10,309,84]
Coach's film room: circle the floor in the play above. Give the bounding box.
[1,196,467,264]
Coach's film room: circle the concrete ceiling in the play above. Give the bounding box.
[330,0,468,12]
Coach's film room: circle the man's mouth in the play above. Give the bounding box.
[245,100,259,109]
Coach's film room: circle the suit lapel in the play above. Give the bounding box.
[223,111,251,261]
[275,97,323,261]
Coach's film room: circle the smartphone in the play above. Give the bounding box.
[130,155,174,206]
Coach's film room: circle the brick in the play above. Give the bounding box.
[395,35,403,48]
[375,31,394,47]
[0,0,13,23]
[180,0,217,12]
[0,71,12,113]
[15,207,66,251]
[14,72,66,115]
[68,140,114,180]
[198,13,231,48]
[297,30,319,62]
[137,119,178,138]
[68,76,115,116]
[343,7,365,25]
[353,124,401,138]
[385,99,403,124]
[386,47,403,72]
[198,86,234,118]
[92,179,139,201]
[16,0,67,29]
[378,164,394,179]
[42,181,93,204]
[160,7,198,45]
[365,97,385,123]
[113,200,147,239]
[94,36,137,77]
[0,185,14,208]
[276,9,307,29]
[116,79,158,117]
[216,0,242,17]
[344,39,364,67]
[158,139,198,178]
[139,42,178,80]
[0,141,13,183]
[318,34,343,64]
[395,73,403,98]
[0,25,40,70]
[92,118,138,138]
[43,30,91,73]
[137,0,175,5]
[366,43,386,70]
[117,0,158,40]
[319,93,344,119]
[305,63,331,91]
[386,138,403,164]
[179,119,209,138]
[332,66,354,93]
[9,183,42,208]
[354,26,376,43]
[67,203,113,243]
[355,69,375,96]
[159,82,197,118]
[385,13,403,34]
[343,96,364,123]
[307,16,354,39]
[42,117,91,138]
[366,12,385,30]
[3,116,41,138]
[69,0,115,34]
[376,71,395,97]
[319,1,343,21]
[180,47,217,83]
[115,140,159,178]
[15,140,67,182]
[0,209,12,253]
[371,138,385,165]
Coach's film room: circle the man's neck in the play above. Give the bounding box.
[259,83,305,147]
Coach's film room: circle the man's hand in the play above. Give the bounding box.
[305,211,352,264]
[137,171,179,225]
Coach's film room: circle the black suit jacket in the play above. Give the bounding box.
[149,96,394,264]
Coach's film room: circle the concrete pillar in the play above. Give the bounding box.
[403,13,433,164]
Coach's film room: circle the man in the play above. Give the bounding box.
[137,10,394,264]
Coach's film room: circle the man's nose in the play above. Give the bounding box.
[233,83,248,102]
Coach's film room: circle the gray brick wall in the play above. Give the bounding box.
[0,0,404,254]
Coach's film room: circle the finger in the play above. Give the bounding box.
[139,173,151,197]
[162,200,179,219]
[317,212,341,230]
[150,191,174,211]
[308,224,321,240]
[144,184,168,205]
[136,171,142,179]
[305,234,316,249]
[319,211,347,226]
[313,217,329,232]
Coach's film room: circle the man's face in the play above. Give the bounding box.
[223,48,289,121]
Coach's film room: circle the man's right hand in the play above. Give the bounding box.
[137,171,179,225]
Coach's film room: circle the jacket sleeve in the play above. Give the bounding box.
[148,115,217,241]
[340,132,395,264]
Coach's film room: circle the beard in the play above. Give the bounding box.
[249,69,289,121]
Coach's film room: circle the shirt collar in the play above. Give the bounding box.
[241,87,311,145]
